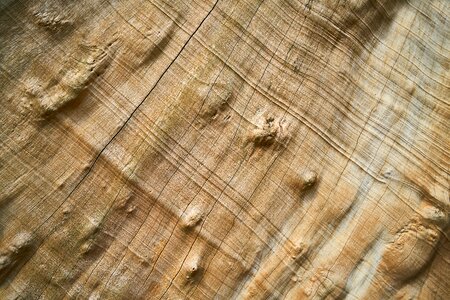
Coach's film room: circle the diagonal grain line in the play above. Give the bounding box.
[13,0,221,285]
[94,0,221,295]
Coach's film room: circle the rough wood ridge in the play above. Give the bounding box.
[0,0,448,299]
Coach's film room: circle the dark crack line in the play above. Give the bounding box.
[21,0,220,285]
[40,0,218,229]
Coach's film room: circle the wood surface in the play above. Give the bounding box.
[0,0,448,298]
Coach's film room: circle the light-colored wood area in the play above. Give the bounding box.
[0,0,448,298]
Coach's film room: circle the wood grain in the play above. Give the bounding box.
[0,0,448,298]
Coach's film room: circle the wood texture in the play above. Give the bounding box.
[0,0,449,299]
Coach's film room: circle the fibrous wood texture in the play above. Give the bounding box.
[0,0,449,299]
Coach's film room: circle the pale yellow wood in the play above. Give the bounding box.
[0,0,448,299]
